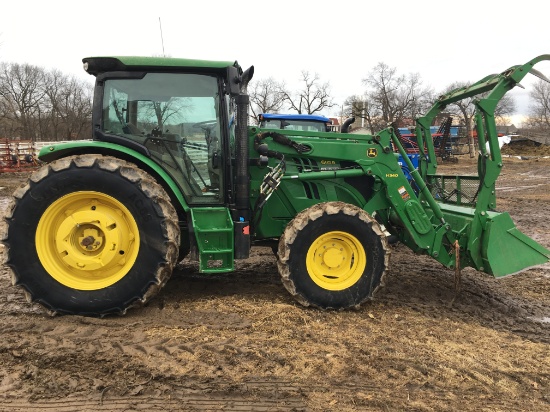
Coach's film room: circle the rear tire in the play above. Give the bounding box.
[277,202,389,309]
[3,155,180,316]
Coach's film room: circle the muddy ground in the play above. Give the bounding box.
[0,148,548,411]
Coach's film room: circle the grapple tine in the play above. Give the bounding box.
[529,67,550,83]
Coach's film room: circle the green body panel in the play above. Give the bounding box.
[105,56,234,69]
[248,127,445,258]
[38,141,190,212]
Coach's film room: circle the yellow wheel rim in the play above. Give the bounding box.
[306,231,366,291]
[36,191,140,290]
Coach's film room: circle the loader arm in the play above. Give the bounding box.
[390,54,550,276]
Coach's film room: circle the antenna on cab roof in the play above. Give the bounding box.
[159,17,165,57]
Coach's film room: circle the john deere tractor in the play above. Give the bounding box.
[4,55,550,316]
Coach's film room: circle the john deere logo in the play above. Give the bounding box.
[367,148,377,158]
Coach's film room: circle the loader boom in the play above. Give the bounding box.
[418,54,550,275]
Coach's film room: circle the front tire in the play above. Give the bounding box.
[3,155,180,316]
[277,202,389,309]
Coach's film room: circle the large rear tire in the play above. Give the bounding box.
[3,155,180,316]
[277,202,390,309]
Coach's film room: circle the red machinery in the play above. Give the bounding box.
[0,139,40,173]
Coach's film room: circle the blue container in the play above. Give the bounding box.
[397,154,420,169]
[397,154,420,194]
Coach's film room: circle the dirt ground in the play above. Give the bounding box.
[0,147,549,411]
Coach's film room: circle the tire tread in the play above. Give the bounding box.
[3,154,180,316]
[277,201,390,309]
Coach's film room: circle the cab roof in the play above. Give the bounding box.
[82,56,238,76]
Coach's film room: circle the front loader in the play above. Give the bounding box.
[3,55,549,316]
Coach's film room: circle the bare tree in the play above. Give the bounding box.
[527,79,550,129]
[401,72,435,122]
[442,82,476,156]
[42,69,64,140]
[0,62,93,141]
[0,62,47,139]
[147,98,192,131]
[35,70,93,141]
[281,71,334,115]
[43,69,92,140]
[344,63,433,133]
[443,82,516,156]
[365,63,401,127]
[52,75,93,140]
[495,95,516,119]
[248,77,285,124]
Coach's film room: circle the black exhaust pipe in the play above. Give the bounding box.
[341,116,355,133]
[234,66,254,259]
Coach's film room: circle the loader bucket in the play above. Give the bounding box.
[481,211,550,277]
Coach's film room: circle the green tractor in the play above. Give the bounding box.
[4,55,550,316]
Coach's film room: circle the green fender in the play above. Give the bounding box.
[38,141,190,212]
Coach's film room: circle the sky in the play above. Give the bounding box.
[1,0,549,126]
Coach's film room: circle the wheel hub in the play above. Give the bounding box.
[80,232,102,251]
[36,192,139,290]
[306,231,366,291]
[320,245,345,268]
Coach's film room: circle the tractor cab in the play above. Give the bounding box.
[82,56,246,206]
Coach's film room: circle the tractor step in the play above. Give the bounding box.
[190,207,234,273]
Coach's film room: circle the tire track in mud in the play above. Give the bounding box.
[0,399,306,412]
[0,315,252,367]
[0,381,545,412]
[385,244,550,345]
[1,246,548,367]
[0,314,311,410]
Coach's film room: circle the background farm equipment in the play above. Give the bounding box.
[0,139,39,173]
[394,117,460,162]
[258,113,332,132]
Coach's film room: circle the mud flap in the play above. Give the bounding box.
[481,212,550,277]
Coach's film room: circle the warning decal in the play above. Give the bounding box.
[398,186,410,201]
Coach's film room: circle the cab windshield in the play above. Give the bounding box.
[102,73,224,204]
